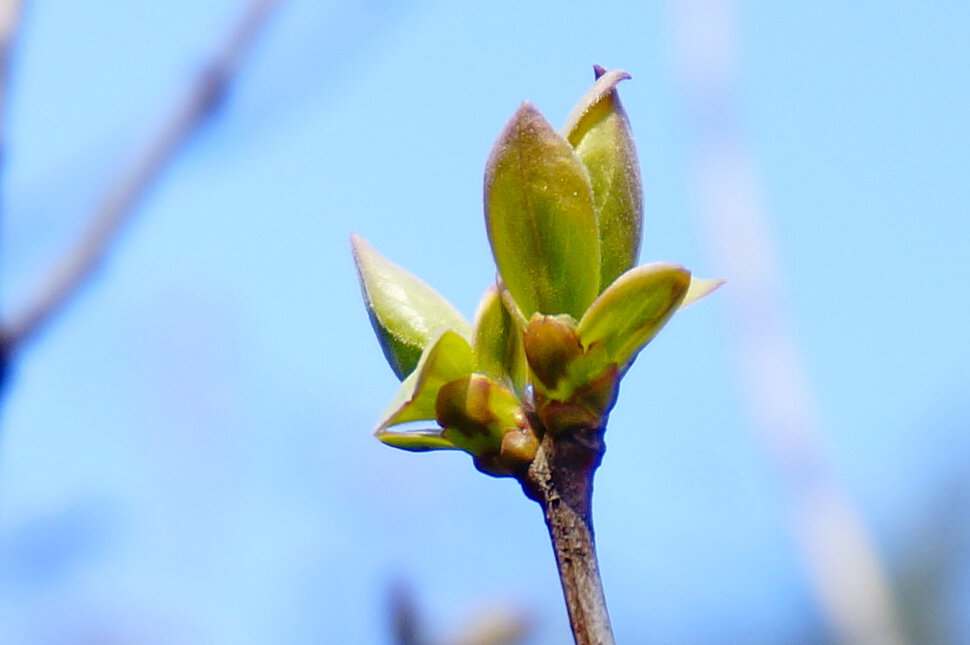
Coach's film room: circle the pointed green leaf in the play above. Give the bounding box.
[680,276,725,308]
[377,428,459,452]
[374,330,473,435]
[484,102,600,318]
[471,285,527,395]
[351,234,471,380]
[578,263,691,369]
[563,67,642,289]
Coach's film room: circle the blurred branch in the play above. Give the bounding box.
[672,1,908,644]
[444,606,532,645]
[390,580,425,645]
[0,0,284,360]
[0,0,25,388]
[388,579,531,645]
[894,468,970,644]
[0,0,24,170]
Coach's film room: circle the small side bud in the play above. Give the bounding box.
[535,364,621,435]
[472,425,540,478]
[522,315,622,436]
[499,427,539,468]
[536,400,601,436]
[438,375,530,460]
[522,314,583,391]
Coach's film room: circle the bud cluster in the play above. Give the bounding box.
[352,67,721,477]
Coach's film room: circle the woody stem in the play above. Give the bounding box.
[520,427,615,645]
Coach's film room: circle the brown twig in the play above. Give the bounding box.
[520,429,614,645]
[0,0,284,358]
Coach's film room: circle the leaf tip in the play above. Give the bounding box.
[350,234,381,283]
[349,232,366,263]
[562,68,633,140]
[680,277,726,309]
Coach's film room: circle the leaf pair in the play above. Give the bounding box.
[484,68,643,321]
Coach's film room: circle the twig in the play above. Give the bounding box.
[520,429,614,645]
[0,0,284,357]
[0,0,24,172]
[672,2,908,643]
[0,0,26,388]
[389,579,425,645]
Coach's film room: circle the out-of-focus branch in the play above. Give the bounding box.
[0,0,284,358]
[389,578,531,645]
[0,0,24,169]
[672,2,908,644]
[0,0,26,388]
[390,580,425,645]
[444,605,532,645]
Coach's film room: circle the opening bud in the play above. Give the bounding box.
[437,375,532,462]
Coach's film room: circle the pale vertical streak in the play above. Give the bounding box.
[0,0,24,192]
[0,0,24,383]
[0,0,23,139]
[671,2,908,644]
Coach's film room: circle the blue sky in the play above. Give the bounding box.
[1,1,968,643]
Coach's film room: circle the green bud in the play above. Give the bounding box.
[563,66,642,290]
[352,234,471,380]
[499,427,540,468]
[522,314,584,392]
[436,374,537,476]
[534,368,620,434]
[484,103,600,319]
[522,313,621,434]
[535,399,602,436]
[437,375,527,453]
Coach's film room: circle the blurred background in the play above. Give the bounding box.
[1,1,968,643]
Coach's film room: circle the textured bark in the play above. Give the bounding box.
[520,428,614,645]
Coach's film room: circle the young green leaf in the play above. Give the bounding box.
[563,67,642,290]
[578,263,690,369]
[471,285,528,395]
[352,234,471,380]
[484,102,600,319]
[374,330,474,439]
[377,428,458,452]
